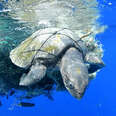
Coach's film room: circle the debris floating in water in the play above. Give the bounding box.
[108,2,112,6]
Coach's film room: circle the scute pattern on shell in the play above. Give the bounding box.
[10,28,79,68]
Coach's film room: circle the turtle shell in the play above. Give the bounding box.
[10,28,79,68]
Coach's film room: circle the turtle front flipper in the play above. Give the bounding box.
[60,47,89,99]
[19,62,47,86]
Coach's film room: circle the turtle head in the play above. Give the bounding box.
[63,73,88,99]
[60,47,89,99]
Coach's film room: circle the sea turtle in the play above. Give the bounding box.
[10,27,104,99]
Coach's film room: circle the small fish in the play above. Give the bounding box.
[6,95,8,99]
[47,94,54,101]
[9,90,15,96]
[18,102,35,107]
[0,101,2,106]
[44,92,54,101]
[24,96,33,99]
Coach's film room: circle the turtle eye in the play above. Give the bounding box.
[64,74,74,89]
[68,82,74,89]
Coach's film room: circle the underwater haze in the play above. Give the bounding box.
[0,0,116,116]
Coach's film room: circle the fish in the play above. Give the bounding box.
[18,102,35,107]
[0,101,2,106]
[9,90,15,96]
[24,96,33,99]
[44,92,54,101]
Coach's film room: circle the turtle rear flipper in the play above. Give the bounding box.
[19,63,47,86]
[60,47,89,99]
[85,52,105,73]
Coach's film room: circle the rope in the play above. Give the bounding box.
[22,28,92,67]
[30,28,67,66]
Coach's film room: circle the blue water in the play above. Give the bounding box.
[0,0,116,116]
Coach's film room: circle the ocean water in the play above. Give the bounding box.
[0,0,116,116]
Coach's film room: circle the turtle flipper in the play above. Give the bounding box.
[19,63,47,86]
[85,52,105,73]
[60,47,89,99]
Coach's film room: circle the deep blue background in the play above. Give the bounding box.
[0,0,116,116]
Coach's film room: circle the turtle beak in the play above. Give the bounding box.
[64,78,88,99]
[66,88,84,99]
[70,90,84,99]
